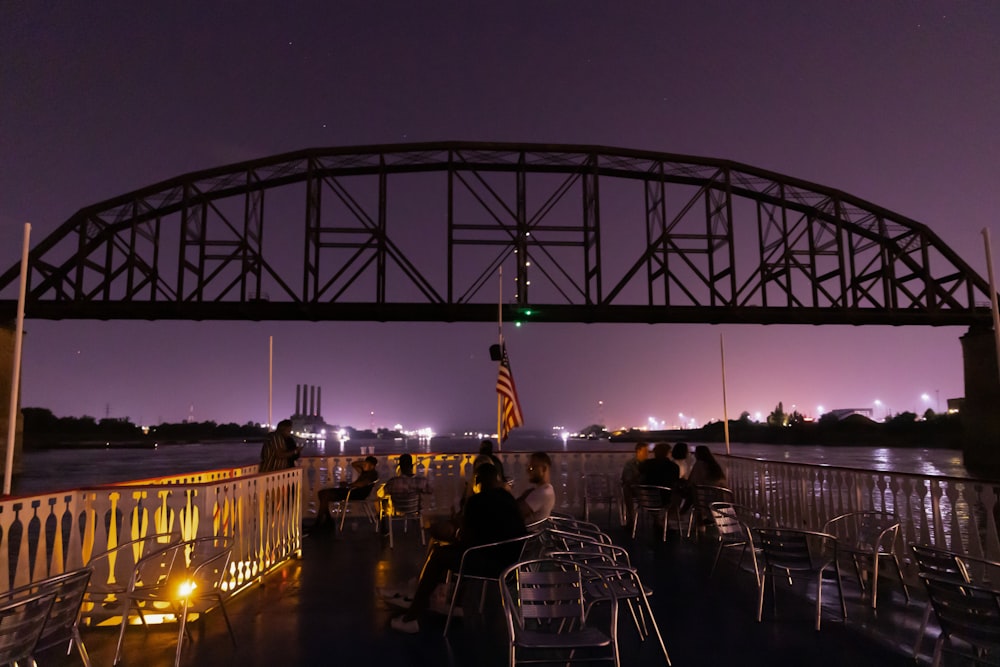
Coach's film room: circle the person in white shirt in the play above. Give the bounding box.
[516,452,555,525]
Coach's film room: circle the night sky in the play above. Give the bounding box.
[1,2,998,434]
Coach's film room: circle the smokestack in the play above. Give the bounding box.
[295,384,301,416]
[309,385,316,416]
[317,386,322,418]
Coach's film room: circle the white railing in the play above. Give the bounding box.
[722,454,1000,564]
[0,466,301,621]
[2,450,996,607]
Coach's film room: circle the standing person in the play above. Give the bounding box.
[516,452,555,524]
[259,419,301,473]
[472,438,506,486]
[389,463,526,633]
[621,442,649,526]
[312,455,379,532]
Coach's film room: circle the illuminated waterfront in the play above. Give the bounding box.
[13,436,973,496]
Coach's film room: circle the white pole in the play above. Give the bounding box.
[720,333,731,456]
[982,228,1000,388]
[4,223,31,496]
[496,267,503,452]
[268,336,273,429]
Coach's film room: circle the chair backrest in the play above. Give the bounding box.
[910,545,966,582]
[919,574,1000,651]
[86,531,180,598]
[710,502,753,543]
[823,511,899,553]
[347,481,377,501]
[584,473,613,498]
[460,533,535,580]
[632,485,670,510]
[0,590,56,665]
[954,554,1000,589]
[388,492,421,516]
[693,485,734,509]
[501,559,588,627]
[20,568,92,655]
[756,528,836,572]
[184,536,234,606]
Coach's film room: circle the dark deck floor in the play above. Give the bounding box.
[53,515,944,667]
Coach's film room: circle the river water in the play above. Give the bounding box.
[13,435,977,496]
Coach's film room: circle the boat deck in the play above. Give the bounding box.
[57,516,938,667]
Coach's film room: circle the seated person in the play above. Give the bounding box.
[390,463,526,633]
[515,452,555,525]
[671,442,692,480]
[383,453,431,496]
[639,442,680,504]
[621,442,649,525]
[471,438,506,486]
[313,455,379,531]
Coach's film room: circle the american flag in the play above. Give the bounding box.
[496,342,524,442]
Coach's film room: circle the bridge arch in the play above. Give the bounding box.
[0,141,992,326]
[0,142,997,467]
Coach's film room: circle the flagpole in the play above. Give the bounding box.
[720,333,731,456]
[983,228,1000,389]
[496,267,503,451]
[4,223,30,496]
[268,335,273,429]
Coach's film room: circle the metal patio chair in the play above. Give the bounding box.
[822,510,909,608]
[331,481,379,532]
[0,590,57,667]
[755,528,846,631]
[918,573,1000,667]
[583,473,619,526]
[113,535,236,667]
[500,558,620,667]
[630,485,680,542]
[442,533,537,637]
[709,502,768,587]
[84,531,181,627]
[5,568,93,667]
[685,485,734,539]
[544,547,671,665]
[381,491,426,549]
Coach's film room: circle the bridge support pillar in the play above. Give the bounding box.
[0,321,24,485]
[960,324,1000,470]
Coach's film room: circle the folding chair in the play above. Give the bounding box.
[709,502,767,587]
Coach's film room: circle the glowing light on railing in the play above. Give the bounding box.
[177,580,198,599]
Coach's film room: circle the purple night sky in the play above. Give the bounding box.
[1,3,998,434]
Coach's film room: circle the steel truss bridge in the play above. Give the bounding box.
[0,142,993,326]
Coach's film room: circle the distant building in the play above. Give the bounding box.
[824,408,874,421]
[290,384,329,439]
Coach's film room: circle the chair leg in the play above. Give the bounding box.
[709,541,724,579]
[815,571,823,631]
[890,553,909,603]
[756,570,767,622]
[218,596,237,647]
[74,627,92,667]
[442,574,463,637]
[173,599,190,667]
[931,634,945,667]
[113,601,132,665]
[870,555,880,609]
[834,563,847,621]
[913,605,932,658]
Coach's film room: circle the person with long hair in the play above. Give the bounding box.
[687,445,726,487]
